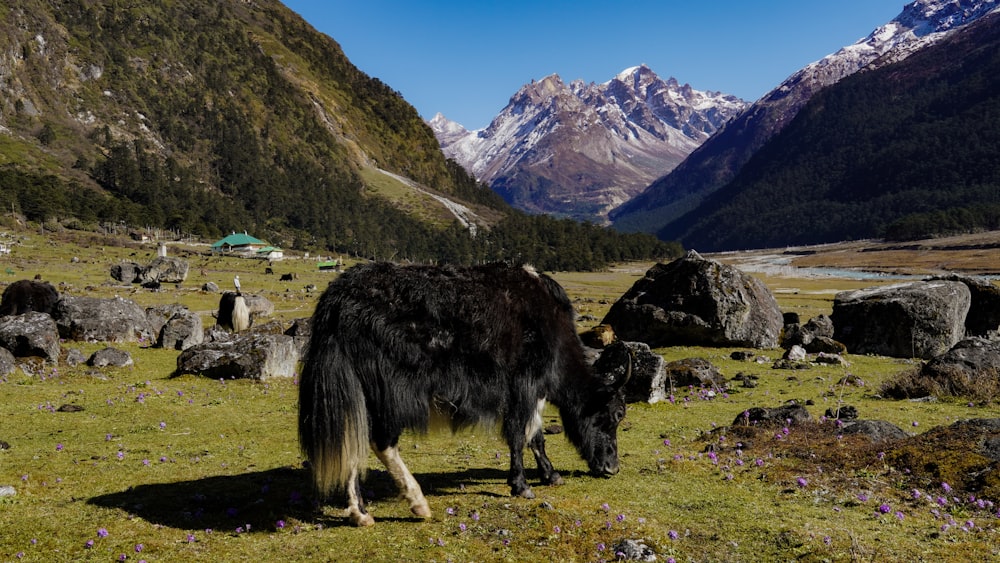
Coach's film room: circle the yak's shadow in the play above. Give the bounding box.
[86,465,566,531]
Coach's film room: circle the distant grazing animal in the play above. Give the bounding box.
[265,267,274,275]
[298,262,630,527]
[280,273,296,281]
[0,279,59,317]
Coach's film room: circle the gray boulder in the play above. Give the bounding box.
[88,347,133,368]
[664,357,726,390]
[733,404,811,427]
[146,304,189,336]
[0,347,16,375]
[928,274,1000,337]
[110,262,142,283]
[243,294,275,318]
[838,420,910,442]
[175,333,299,380]
[157,309,204,351]
[139,256,189,284]
[602,250,783,348]
[202,281,220,293]
[918,337,1000,396]
[0,311,61,360]
[52,295,153,343]
[783,314,836,349]
[832,281,971,359]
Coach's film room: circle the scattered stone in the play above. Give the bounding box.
[772,358,811,370]
[56,404,85,412]
[783,345,807,361]
[838,420,910,442]
[730,350,755,361]
[88,347,133,368]
[824,405,858,420]
[202,281,220,293]
[0,347,15,375]
[611,538,657,562]
[156,308,204,351]
[815,353,848,366]
[543,424,563,435]
[65,348,86,366]
[0,485,15,497]
[664,357,726,391]
[733,404,810,427]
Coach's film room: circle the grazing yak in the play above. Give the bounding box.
[298,262,630,526]
[0,279,59,317]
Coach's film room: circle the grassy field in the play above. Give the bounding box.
[2,227,999,562]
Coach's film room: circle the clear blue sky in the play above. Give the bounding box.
[281,1,905,130]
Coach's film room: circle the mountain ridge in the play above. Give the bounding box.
[611,0,1000,234]
[430,65,747,223]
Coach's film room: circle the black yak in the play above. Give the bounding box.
[298,262,630,526]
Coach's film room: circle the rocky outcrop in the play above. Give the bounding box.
[831,281,971,359]
[52,295,153,343]
[602,251,783,348]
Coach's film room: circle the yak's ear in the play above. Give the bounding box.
[592,341,633,390]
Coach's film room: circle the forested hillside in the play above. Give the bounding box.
[0,1,676,270]
[658,11,1000,251]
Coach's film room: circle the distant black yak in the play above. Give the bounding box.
[0,279,59,317]
[298,262,630,526]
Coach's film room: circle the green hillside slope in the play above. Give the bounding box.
[658,11,1000,252]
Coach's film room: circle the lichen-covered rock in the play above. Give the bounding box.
[908,337,1000,398]
[139,256,189,284]
[53,295,153,343]
[928,274,1000,336]
[88,347,133,368]
[174,333,299,380]
[602,250,783,348]
[832,281,970,359]
[0,311,61,360]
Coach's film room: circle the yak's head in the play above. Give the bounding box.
[562,341,633,477]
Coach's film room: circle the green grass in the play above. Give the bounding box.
[2,229,1000,562]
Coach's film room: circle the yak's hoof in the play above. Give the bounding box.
[350,512,375,527]
[516,487,536,499]
[546,472,565,486]
[411,504,432,518]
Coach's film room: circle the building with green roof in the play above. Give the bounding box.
[211,232,267,255]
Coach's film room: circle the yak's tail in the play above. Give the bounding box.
[298,305,369,498]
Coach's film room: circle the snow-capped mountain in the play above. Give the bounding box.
[429,65,747,222]
[611,0,1000,234]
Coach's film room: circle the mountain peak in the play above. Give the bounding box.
[432,66,748,223]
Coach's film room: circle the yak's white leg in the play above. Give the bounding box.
[344,467,374,527]
[375,445,432,518]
